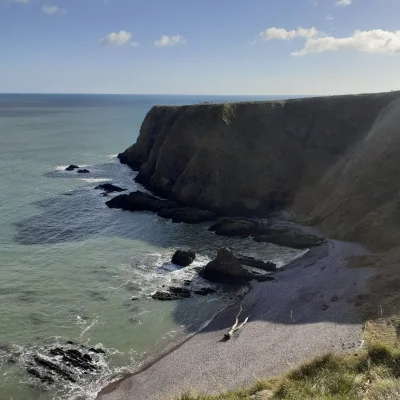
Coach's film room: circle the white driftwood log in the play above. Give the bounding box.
[224,305,250,340]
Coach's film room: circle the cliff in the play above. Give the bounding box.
[119,91,400,238]
[119,91,400,313]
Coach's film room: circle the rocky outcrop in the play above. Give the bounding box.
[152,287,191,300]
[106,190,217,223]
[252,228,325,249]
[65,165,79,171]
[237,256,277,272]
[77,169,90,174]
[209,218,259,237]
[94,183,127,193]
[172,250,196,267]
[200,248,270,284]
[106,190,177,212]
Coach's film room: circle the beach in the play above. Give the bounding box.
[98,236,374,400]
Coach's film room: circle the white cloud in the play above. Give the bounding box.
[336,0,352,7]
[154,35,187,47]
[100,31,138,47]
[292,29,400,56]
[326,14,334,21]
[41,5,66,14]
[260,27,319,41]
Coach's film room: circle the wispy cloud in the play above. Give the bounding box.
[260,27,319,41]
[41,5,66,15]
[336,0,353,7]
[12,0,32,4]
[326,14,334,21]
[154,35,187,47]
[100,31,138,47]
[293,29,400,56]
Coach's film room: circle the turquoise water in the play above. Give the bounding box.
[0,94,303,400]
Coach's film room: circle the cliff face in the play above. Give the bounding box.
[119,91,400,227]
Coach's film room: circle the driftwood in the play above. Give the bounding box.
[224,305,250,340]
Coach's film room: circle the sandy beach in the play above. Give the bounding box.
[97,236,374,400]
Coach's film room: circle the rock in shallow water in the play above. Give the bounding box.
[152,287,191,301]
[94,183,127,193]
[172,250,196,267]
[77,169,90,174]
[65,165,79,171]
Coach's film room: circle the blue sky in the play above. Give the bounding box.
[1,0,400,95]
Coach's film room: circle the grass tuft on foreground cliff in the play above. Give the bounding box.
[175,344,400,400]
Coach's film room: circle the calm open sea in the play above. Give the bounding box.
[0,94,304,400]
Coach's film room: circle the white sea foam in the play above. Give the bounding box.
[79,178,112,183]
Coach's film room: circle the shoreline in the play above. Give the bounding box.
[97,232,370,400]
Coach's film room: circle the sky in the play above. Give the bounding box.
[1,0,400,95]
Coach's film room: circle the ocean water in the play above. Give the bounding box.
[0,94,305,400]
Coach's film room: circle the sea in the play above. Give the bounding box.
[0,94,305,400]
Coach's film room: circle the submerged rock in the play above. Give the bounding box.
[65,165,79,171]
[94,183,127,193]
[77,169,90,174]
[172,250,196,267]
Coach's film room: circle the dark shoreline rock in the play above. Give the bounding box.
[252,229,325,249]
[209,218,259,237]
[65,165,79,171]
[172,250,196,267]
[152,287,191,301]
[200,248,269,284]
[237,255,277,272]
[77,169,90,174]
[94,183,127,193]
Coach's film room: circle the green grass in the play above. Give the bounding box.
[175,344,400,400]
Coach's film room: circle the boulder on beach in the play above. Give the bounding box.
[65,165,79,171]
[106,190,178,212]
[172,250,196,267]
[200,248,258,284]
[94,183,127,193]
[77,169,90,174]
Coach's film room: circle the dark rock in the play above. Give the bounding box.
[106,190,178,213]
[199,248,257,284]
[169,287,191,298]
[33,355,76,383]
[157,208,178,219]
[237,255,277,272]
[77,169,90,174]
[152,286,191,300]
[252,228,325,249]
[26,367,55,384]
[152,291,181,301]
[171,208,218,224]
[209,218,259,237]
[66,341,75,345]
[172,250,196,267]
[65,165,79,171]
[131,296,139,301]
[94,183,127,193]
[89,347,106,354]
[194,287,216,296]
[255,275,276,282]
